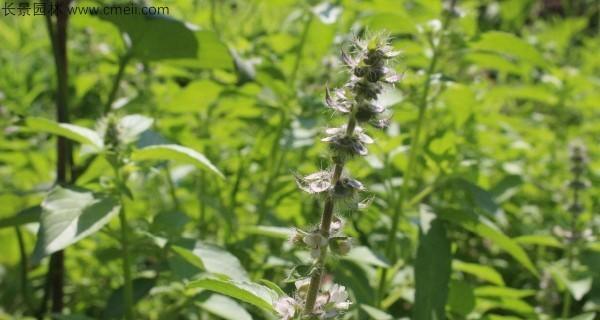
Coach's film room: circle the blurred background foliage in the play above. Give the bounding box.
[0,0,599,319]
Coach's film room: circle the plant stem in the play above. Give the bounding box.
[290,11,313,87]
[118,198,134,320]
[303,164,344,315]
[302,100,351,314]
[377,0,456,305]
[43,0,72,314]
[165,165,181,212]
[15,226,35,314]
[562,169,581,318]
[117,192,134,319]
[111,163,134,320]
[104,53,131,115]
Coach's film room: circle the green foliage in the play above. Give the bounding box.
[414,216,451,320]
[31,186,121,263]
[188,277,278,313]
[0,0,599,319]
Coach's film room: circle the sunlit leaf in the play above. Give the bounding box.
[32,186,120,263]
[171,241,248,281]
[117,114,154,144]
[196,294,252,320]
[360,304,393,320]
[25,117,103,149]
[471,31,546,67]
[344,246,390,268]
[453,260,505,286]
[188,277,278,312]
[131,144,223,178]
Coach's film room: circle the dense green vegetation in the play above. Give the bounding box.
[0,0,599,319]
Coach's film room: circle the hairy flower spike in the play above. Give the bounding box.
[567,141,588,218]
[322,125,374,161]
[287,33,399,319]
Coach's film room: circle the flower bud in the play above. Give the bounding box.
[330,237,352,255]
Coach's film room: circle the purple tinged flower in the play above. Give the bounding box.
[296,171,332,194]
[274,297,299,320]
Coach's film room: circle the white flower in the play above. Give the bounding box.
[274,297,298,320]
[328,284,351,310]
[329,217,344,234]
[312,284,352,319]
[296,171,332,194]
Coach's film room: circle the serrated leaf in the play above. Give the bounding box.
[453,260,505,286]
[0,206,41,229]
[131,144,223,178]
[188,277,278,312]
[171,241,248,281]
[414,218,451,320]
[32,186,120,263]
[25,117,103,149]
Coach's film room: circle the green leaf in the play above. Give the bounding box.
[196,294,252,320]
[360,304,393,320]
[103,278,156,319]
[25,117,103,149]
[515,234,562,248]
[258,279,286,297]
[170,241,248,281]
[470,31,546,67]
[161,80,222,113]
[56,315,94,320]
[457,179,499,215]
[447,280,475,316]
[131,144,223,178]
[188,277,278,312]
[474,286,536,299]
[453,260,505,286]
[566,278,593,301]
[195,31,233,69]
[414,217,451,320]
[241,225,292,239]
[343,246,390,268]
[362,13,416,34]
[570,313,597,320]
[98,6,197,62]
[0,206,41,229]
[32,186,120,263]
[116,114,154,144]
[439,209,538,276]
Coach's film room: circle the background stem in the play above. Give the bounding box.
[43,0,73,315]
[119,199,134,320]
[104,53,131,115]
[377,0,456,305]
